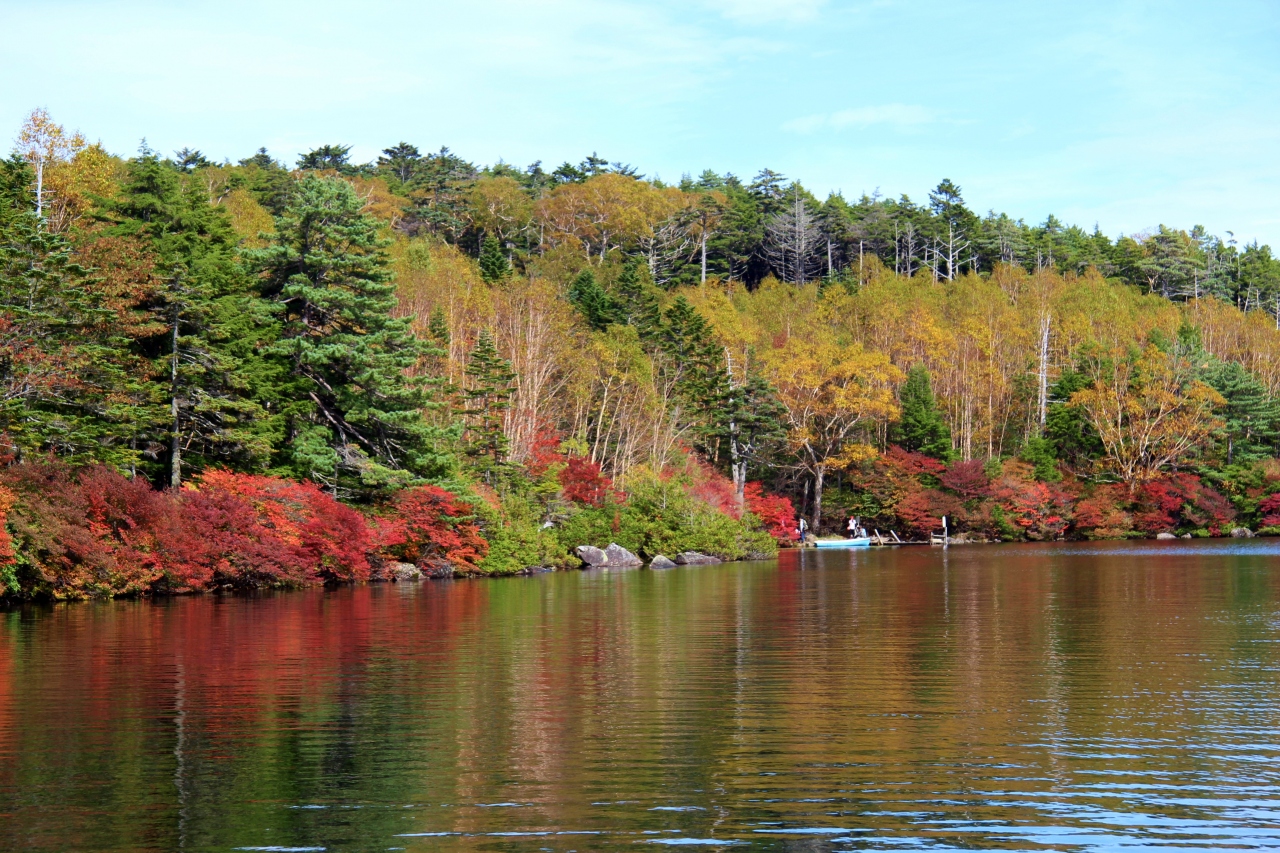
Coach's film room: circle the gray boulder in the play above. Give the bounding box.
[390,562,423,582]
[1155,532,1178,540]
[1180,533,1193,539]
[575,545,609,567]
[604,543,643,567]
[675,551,721,565]
[1230,527,1255,538]
[649,555,677,569]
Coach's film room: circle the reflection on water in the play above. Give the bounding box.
[1,540,1278,851]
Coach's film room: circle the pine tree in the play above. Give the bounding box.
[252,174,452,497]
[657,295,723,405]
[478,233,511,283]
[895,364,952,460]
[462,329,515,480]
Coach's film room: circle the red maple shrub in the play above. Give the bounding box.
[744,481,798,542]
[371,485,488,572]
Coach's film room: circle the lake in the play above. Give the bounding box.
[2,541,1279,852]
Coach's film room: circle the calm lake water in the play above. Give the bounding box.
[2,541,1279,852]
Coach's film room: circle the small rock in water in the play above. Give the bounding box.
[1155,532,1178,540]
[391,562,423,581]
[1180,533,1193,539]
[421,559,455,579]
[603,543,643,567]
[575,545,609,567]
[1230,527,1255,538]
[675,552,721,565]
[650,555,677,569]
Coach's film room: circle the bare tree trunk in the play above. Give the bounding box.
[700,232,707,284]
[169,304,182,489]
[1037,310,1051,429]
[811,465,825,532]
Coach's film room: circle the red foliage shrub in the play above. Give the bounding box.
[895,488,962,537]
[939,459,990,499]
[1259,493,1280,529]
[1073,484,1134,539]
[559,455,613,507]
[989,468,1074,540]
[0,463,173,598]
[882,445,947,478]
[683,458,739,518]
[183,470,372,585]
[0,485,14,567]
[525,427,565,477]
[744,481,798,542]
[371,485,488,572]
[1134,474,1235,535]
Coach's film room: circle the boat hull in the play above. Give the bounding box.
[813,537,871,548]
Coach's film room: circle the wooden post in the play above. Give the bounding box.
[943,515,949,547]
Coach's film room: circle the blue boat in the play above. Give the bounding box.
[813,537,871,548]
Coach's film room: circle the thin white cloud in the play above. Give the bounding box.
[702,0,827,24]
[783,104,935,133]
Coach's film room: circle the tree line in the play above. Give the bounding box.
[5,109,1280,598]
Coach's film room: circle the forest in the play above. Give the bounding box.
[5,108,1280,599]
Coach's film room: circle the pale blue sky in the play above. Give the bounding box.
[4,0,1278,245]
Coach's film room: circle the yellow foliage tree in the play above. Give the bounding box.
[1071,345,1225,489]
[763,338,901,528]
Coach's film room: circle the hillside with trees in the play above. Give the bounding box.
[5,109,1280,599]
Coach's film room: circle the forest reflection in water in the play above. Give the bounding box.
[1,540,1279,851]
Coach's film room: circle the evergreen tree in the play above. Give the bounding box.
[252,174,451,497]
[716,366,787,509]
[478,233,511,283]
[567,268,618,331]
[0,156,137,467]
[105,148,279,486]
[657,295,722,406]
[613,261,662,340]
[462,329,515,480]
[296,144,354,173]
[1203,360,1278,463]
[1045,368,1103,467]
[894,364,953,460]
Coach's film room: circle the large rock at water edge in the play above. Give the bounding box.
[1230,527,1255,538]
[576,545,609,567]
[1155,532,1178,540]
[650,555,677,569]
[604,543,643,567]
[675,551,721,565]
[391,562,423,582]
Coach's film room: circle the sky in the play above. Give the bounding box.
[4,0,1279,245]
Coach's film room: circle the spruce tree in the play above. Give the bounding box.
[1203,360,1278,464]
[107,148,277,485]
[0,156,136,467]
[895,364,953,460]
[462,329,516,480]
[478,233,511,283]
[567,268,618,331]
[252,174,451,496]
[716,366,787,509]
[614,261,662,340]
